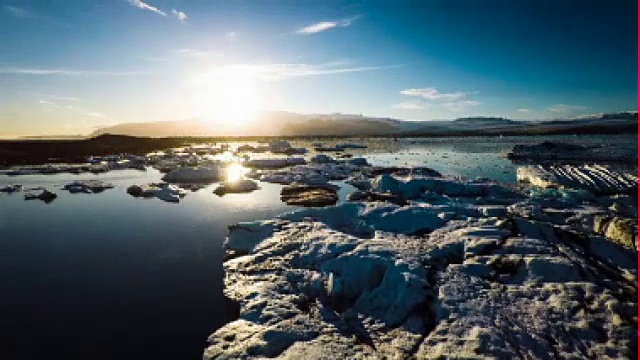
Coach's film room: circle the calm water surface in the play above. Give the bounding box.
[0,135,635,359]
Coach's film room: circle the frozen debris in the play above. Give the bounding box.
[314,143,367,152]
[0,184,22,193]
[365,166,442,178]
[280,184,339,207]
[314,145,345,152]
[372,174,521,201]
[127,184,161,198]
[258,161,369,186]
[5,157,147,176]
[161,166,221,183]
[155,184,187,203]
[269,140,307,155]
[24,188,57,203]
[236,144,257,153]
[205,212,637,359]
[126,183,187,203]
[310,154,335,164]
[335,143,367,149]
[62,180,114,194]
[508,141,635,162]
[517,165,637,194]
[261,171,329,186]
[345,176,371,191]
[593,216,637,250]
[347,190,407,206]
[245,158,307,169]
[213,180,259,196]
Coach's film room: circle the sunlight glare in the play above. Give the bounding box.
[226,163,249,183]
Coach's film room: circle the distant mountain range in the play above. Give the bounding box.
[90,111,638,138]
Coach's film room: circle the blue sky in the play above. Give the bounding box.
[0,0,637,136]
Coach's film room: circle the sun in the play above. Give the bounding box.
[193,65,262,129]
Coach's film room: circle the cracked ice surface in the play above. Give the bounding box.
[205,178,637,359]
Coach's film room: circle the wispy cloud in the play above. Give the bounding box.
[171,9,188,22]
[397,86,480,112]
[202,62,399,81]
[38,99,108,119]
[4,5,34,18]
[29,93,85,102]
[392,101,426,110]
[85,112,107,118]
[547,104,587,113]
[297,16,360,35]
[127,1,188,21]
[516,108,530,113]
[225,32,237,41]
[175,48,212,59]
[128,0,166,16]
[0,67,146,76]
[251,62,399,80]
[399,88,471,101]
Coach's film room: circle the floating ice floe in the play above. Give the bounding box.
[162,166,221,183]
[280,184,339,207]
[126,183,187,203]
[268,140,307,155]
[245,157,307,169]
[24,188,57,203]
[258,158,370,186]
[62,180,114,194]
[214,180,259,196]
[372,173,521,202]
[0,184,22,193]
[335,143,367,149]
[517,164,638,194]
[206,194,637,359]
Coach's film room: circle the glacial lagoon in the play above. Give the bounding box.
[0,134,636,359]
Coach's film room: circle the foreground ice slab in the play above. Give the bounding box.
[517,165,638,194]
[206,208,637,359]
[508,141,635,162]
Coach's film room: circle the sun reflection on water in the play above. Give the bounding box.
[225,163,249,183]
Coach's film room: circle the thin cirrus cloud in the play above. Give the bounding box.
[296,16,360,35]
[547,104,587,113]
[38,99,108,119]
[516,108,531,113]
[396,87,481,112]
[127,0,166,16]
[127,0,188,22]
[4,5,35,18]
[399,88,471,101]
[206,61,400,81]
[0,67,146,76]
[171,9,188,21]
[85,112,107,118]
